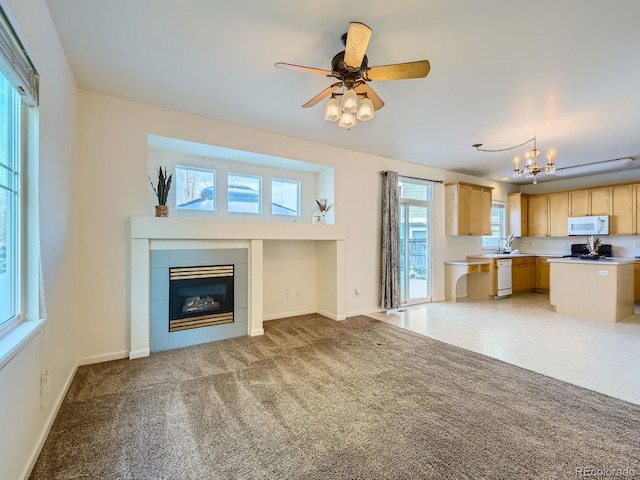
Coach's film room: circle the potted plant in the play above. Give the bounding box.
[149,166,172,217]
[313,198,333,224]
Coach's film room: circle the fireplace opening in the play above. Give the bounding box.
[169,265,234,332]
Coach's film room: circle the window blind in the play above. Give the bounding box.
[0,7,38,106]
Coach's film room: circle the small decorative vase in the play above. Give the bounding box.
[312,213,326,224]
[155,205,169,217]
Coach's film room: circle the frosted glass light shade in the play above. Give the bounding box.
[356,97,374,121]
[324,97,341,121]
[341,88,358,114]
[338,112,356,129]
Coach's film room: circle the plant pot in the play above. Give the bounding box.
[155,205,169,217]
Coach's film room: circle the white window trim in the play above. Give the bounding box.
[482,200,506,250]
[271,177,301,216]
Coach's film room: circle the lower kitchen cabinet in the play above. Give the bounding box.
[512,257,536,293]
[635,262,640,302]
[535,257,551,292]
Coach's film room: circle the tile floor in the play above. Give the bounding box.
[367,292,640,405]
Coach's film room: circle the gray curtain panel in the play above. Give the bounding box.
[381,171,400,309]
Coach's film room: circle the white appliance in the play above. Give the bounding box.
[567,215,610,236]
[496,258,512,297]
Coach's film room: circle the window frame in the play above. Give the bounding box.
[227,172,262,214]
[271,177,301,216]
[482,200,506,249]
[174,164,216,212]
[0,73,22,335]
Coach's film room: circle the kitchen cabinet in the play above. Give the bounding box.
[528,194,548,237]
[445,182,493,236]
[635,261,640,302]
[507,193,528,237]
[610,184,633,235]
[589,187,611,216]
[527,193,568,237]
[535,257,551,292]
[512,256,536,293]
[569,190,589,217]
[548,193,569,236]
[634,185,640,235]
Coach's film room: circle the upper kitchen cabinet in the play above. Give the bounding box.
[568,190,589,216]
[610,184,633,235]
[589,187,611,216]
[528,192,569,237]
[507,193,528,237]
[445,182,493,236]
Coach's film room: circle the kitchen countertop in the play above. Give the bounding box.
[547,257,636,266]
[445,260,491,265]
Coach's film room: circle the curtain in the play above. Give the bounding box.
[381,171,400,309]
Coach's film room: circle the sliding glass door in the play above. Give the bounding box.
[399,178,432,304]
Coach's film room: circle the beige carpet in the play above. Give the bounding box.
[30,314,639,479]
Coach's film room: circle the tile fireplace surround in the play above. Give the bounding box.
[130,217,346,359]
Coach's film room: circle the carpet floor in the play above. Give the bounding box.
[30,314,640,479]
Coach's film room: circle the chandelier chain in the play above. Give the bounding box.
[473,137,536,153]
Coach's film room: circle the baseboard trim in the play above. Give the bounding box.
[262,309,316,321]
[79,350,129,366]
[317,309,345,321]
[345,308,385,318]
[20,361,78,480]
[129,348,151,360]
[249,328,264,336]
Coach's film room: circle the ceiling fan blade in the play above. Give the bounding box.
[343,22,372,71]
[354,82,385,110]
[274,62,334,77]
[362,60,431,81]
[302,82,342,108]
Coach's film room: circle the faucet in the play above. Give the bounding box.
[497,237,508,254]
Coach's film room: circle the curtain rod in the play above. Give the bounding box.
[381,171,444,184]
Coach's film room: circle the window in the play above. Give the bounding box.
[228,173,261,213]
[271,178,300,216]
[0,72,21,331]
[482,201,506,248]
[175,165,215,211]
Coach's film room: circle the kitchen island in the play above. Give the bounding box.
[547,257,635,322]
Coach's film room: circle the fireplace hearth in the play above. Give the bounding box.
[169,265,234,332]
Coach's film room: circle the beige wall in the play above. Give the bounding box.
[0,0,79,478]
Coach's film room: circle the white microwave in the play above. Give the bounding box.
[567,215,609,236]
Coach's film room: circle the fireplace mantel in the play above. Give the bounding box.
[130,217,346,358]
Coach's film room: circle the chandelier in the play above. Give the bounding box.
[323,81,374,130]
[473,134,557,184]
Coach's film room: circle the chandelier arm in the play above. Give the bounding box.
[473,137,536,153]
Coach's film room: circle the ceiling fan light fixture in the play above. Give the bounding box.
[356,96,374,121]
[341,88,358,114]
[324,96,341,121]
[338,112,356,130]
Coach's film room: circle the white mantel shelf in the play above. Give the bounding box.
[129,217,346,359]
[131,216,346,241]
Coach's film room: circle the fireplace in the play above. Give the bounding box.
[169,265,234,332]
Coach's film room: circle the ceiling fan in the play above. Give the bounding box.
[275,22,430,128]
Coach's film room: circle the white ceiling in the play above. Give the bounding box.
[44,0,640,182]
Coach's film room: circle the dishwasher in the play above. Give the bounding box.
[496,258,512,297]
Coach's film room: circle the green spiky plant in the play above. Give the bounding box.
[148,167,172,205]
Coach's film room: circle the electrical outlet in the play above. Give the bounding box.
[634,242,640,249]
[355,288,361,296]
[295,291,300,298]
[285,291,289,299]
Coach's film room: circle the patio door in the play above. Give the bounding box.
[399,178,432,304]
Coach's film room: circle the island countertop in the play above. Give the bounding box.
[547,257,636,266]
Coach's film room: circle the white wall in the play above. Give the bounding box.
[75,89,514,361]
[0,0,79,479]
